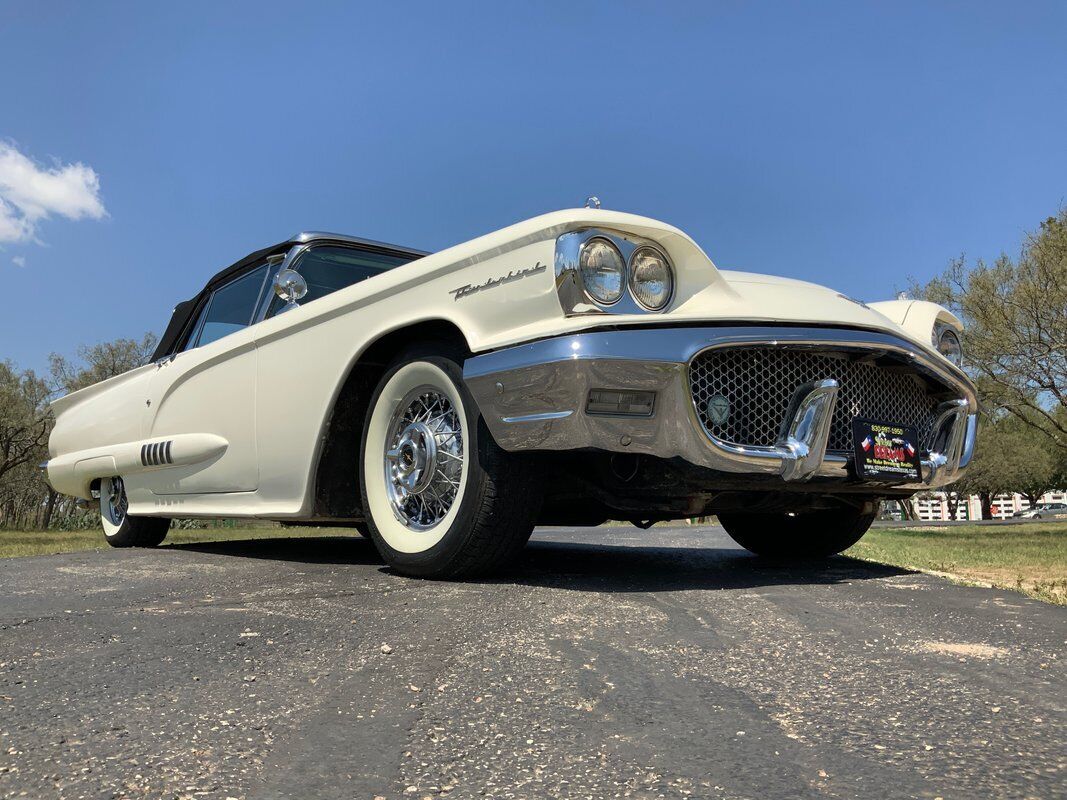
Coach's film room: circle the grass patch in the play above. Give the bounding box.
[5,522,1065,605]
[0,526,351,559]
[848,523,1067,604]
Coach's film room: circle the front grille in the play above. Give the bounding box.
[689,347,946,453]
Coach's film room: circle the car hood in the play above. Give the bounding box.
[672,269,907,336]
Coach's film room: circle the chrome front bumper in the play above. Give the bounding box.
[463,326,978,491]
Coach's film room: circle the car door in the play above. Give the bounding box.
[253,244,416,502]
[142,264,271,495]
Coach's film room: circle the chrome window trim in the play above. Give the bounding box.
[253,242,417,323]
[182,262,272,352]
[182,302,210,353]
[253,244,306,324]
[555,227,675,316]
[288,230,430,258]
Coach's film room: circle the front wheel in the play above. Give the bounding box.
[359,345,541,578]
[718,506,875,558]
[100,476,170,548]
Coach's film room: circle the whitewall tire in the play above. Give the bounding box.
[99,476,170,548]
[359,344,542,578]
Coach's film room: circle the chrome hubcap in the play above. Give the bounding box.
[392,422,439,495]
[385,389,464,531]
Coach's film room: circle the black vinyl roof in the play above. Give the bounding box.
[151,232,429,361]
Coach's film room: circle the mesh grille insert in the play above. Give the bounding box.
[689,348,944,453]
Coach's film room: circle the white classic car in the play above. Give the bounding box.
[45,207,977,577]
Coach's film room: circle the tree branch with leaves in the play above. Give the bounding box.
[917,211,1067,449]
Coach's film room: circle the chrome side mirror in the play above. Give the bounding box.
[272,269,308,312]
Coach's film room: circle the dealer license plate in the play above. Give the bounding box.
[852,418,922,482]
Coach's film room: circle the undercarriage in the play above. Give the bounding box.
[536,451,890,526]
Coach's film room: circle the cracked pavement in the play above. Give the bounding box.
[0,525,1063,799]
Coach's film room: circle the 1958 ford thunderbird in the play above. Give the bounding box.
[44,207,977,577]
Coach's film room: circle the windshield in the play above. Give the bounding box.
[265,245,414,318]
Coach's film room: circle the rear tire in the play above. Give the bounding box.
[100,476,170,548]
[719,506,875,558]
[358,343,541,578]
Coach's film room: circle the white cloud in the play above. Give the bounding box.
[0,141,106,244]
[11,255,25,268]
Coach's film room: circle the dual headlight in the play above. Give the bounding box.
[578,237,674,311]
[934,324,963,367]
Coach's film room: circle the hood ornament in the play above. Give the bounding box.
[584,196,601,209]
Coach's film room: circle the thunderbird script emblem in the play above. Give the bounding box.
[449,261,547,301]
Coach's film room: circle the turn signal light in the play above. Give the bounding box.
[586,389,656,417]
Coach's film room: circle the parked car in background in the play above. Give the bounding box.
[1013,502,1067,519]
[43,207,978,577]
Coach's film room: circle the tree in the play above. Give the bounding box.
[0,362,51,528]
[945,415,1007,520]
[0,362,50,482]
[944,485,968,521]
[918,211,1067,450]
[945,411,1062,519]
[0,333,157,529]
[49,333,157,394]
[44,333,157,526]
[1009,419,1058,508]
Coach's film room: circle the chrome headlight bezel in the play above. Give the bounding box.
[628,245,675,311]
[933,323,963,367]
[555,228,676,316]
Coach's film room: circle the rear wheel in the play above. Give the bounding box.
[100,476,170,548]
[719,506,875,558]
[359,344,541,578]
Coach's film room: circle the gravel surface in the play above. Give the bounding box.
[0,525,1063,799]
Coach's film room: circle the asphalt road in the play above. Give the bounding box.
[0,526,1063,800]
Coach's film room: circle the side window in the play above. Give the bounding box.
[265,245,413,318]
[186,265,270,350]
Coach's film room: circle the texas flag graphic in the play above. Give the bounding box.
[905,441,916,457]
[861,436,872,452]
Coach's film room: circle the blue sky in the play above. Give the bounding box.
[1,1,1065,372]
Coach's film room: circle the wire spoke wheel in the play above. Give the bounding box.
[360,349,540,577]
[103,476,128,528]
[98,476,169,548]
[384,387,465,531]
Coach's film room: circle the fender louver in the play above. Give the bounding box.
[140,440,174,467]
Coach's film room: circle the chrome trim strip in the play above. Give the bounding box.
[464,325,979,490]
[502,410,574,423]
[466,325,974,396]
[289,230,430,258]
[253,244,308,324]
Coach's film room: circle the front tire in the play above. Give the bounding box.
[719,506,875,558]
[359,344,541,578]
[100,476,170,548]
